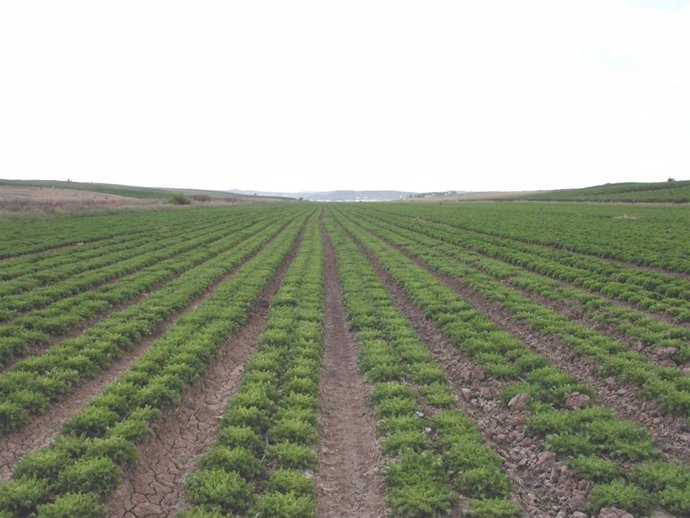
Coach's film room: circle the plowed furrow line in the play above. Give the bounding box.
[315,222,387,518]
[382,237,690,465]
[105,229,304,518]
[346,227,585,517]
[0,230,284,480]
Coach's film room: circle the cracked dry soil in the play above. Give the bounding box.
[105,230,303,518]
[315,223,387,518]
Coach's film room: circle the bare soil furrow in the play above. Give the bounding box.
[105,228,304,518]
[381,236,690,465]
[348,231,587,518]
[0,230,284,480]
[315,223,387,518]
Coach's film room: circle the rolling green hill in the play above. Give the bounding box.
[511,180,690,203]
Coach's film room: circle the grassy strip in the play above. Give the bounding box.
[0,215,296,432]
[178,216,323,518]
[336,211,690,516]
[0,212,308,518]
[326,216,521,518]
[356,210,690,362]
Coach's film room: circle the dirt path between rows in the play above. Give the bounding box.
[0,226,288,481]
[315,223,387,518]
[365,227,690,465]
[343,226,587,517]
[105,227,304,518]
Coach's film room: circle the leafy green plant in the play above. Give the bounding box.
[0,478,49,516]
[465,498,523,518]
[57,457,120,498]
[567,455,620,482]
[35,492,106,518]
[589,480,650,515]
[186,468,253,514]
[266,442,318,471]
[252,491,316,518]
[264,470,314,496]
[198,447,262,480]
[169,193,192,205]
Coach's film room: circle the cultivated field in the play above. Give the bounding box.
[0,202,689,518]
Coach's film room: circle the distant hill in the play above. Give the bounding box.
[1,179,285,202]
[506,180,690,203]
[229,189,416,202]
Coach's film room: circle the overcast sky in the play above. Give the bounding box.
[1,1,689,193]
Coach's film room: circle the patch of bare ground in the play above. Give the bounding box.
[105,227,304,518]
[0,227,288,481]
[315,223,387,518]
[371,233,690,466]
[0,186,163,214]
[344,230,587,518]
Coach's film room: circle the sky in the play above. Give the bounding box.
[1,1,689,193]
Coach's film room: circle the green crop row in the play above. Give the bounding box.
[179,216,324,518]
[0,205,275,279]
[366,207,690,323]
[0,214,236,295]
[355,210,690,363]
[1,234,142,284]
[0,212,308,518]
[0,217,241,317]
[0,205,251,258]
[334,211,690,516]
[326,216,522,518]
[345,210,690,418]
[375,203,690,274]
[0,214,296,432]
[0,211,300,369]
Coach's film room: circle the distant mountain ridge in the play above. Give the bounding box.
[228,189,417,201]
